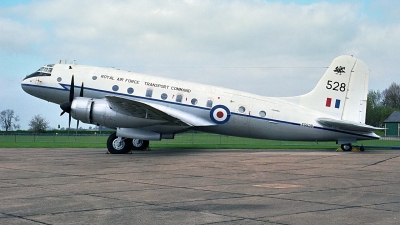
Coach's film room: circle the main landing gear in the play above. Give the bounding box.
[106,133,149,154]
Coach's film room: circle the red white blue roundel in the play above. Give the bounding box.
[210,105,231,124]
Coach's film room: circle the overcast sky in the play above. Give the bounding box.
[1,0,399,130]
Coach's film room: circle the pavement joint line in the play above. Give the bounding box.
[200,217,289,225]
[0,212,51,225]
[263,205,364,219]
[266,194,382,209]
[262,170,400,183]
[287,154,344,163]
[35,186,176,198]
[27,204,152,217]
[151,202,281,225]
[0,166,94,179]
[198,218,247,225]
[88,192,252,206]
[363,201,400,211]
[257,183,398,197]
[363,155,400,168]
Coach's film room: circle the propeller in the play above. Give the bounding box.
[60,75,84,134]
[60,75,74,115]
[76,82,84,134]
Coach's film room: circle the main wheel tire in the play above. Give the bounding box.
[107,133,130,154]
[131,139,149,151]
[341,144,352,151]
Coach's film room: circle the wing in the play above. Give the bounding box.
[316,118,384,132]
[105,96,215,127]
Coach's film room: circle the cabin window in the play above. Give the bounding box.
[146,88,153,97]
[112,85,119,91]
[238,106,246,113]
[57,77,62,82]
[259,110,266,117]
[92,76,97,80]
[161,93,168,100]
[176,94,183,103]
[206,99,213,108]
[191,98,198,105]
[127,87,134,94]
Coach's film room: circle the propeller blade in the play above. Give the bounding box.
[60,75,75,117]
[79,82,84,97]
[76,119,79,136]
[69,75,74,102]
[68,113,71,130]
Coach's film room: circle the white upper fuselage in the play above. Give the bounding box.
[21,60,379,142]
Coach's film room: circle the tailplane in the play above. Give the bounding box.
[289,55,369,123]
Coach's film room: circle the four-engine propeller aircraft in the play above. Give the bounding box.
[21,55,381,153]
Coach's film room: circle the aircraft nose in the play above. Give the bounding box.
[21,76,34,94]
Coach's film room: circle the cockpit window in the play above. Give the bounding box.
[24,64,55,80]
[38,67,53,73]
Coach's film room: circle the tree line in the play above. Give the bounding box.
[0,110,49,133]
[1,82,399,132]
[366,82,400,127]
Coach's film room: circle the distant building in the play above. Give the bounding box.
[384,111,400,136]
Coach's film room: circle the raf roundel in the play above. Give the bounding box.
[210,105,231,124]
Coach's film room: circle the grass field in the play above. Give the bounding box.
[1,132,399,149]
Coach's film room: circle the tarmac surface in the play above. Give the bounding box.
[1,148,400,225]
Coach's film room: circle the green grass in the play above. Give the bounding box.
[1,132,399,149]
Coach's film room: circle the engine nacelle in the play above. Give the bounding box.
[70,97,94,124]
[70,97,164,129]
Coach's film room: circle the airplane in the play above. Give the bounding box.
[21,55,382,153]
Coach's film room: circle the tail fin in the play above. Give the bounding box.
[294,55,369,123]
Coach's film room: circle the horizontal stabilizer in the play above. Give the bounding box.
[316,118,384,132]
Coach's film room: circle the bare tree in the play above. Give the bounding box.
[29,115,49,133]
[0,109,20,131]
[382,82,400,109]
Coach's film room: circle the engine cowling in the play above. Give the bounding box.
[70,97,164,129]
